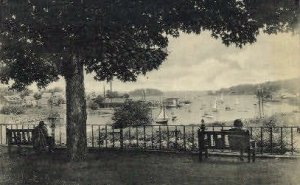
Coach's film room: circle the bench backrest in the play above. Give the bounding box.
[198,130,250,150]
[6,128,35,145]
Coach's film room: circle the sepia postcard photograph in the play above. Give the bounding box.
[0,0,300,184]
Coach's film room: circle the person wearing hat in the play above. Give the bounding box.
[228,119,247,161]
[33,121,54,153]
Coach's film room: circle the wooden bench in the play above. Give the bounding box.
[198,128,256,162]
[6,128,54,153]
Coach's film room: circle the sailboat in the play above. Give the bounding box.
[202,112,214,119]
[218,93,224,104]
[171,112,177,121]
[156,106,169,124]
[212,98,218,112]
[235,98,240,105]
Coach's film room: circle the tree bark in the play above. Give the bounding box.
[64,56,87,161]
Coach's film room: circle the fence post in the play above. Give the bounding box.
[92,125,94,148]
[159,125,162,150]
[270,127,273,154]
[129,126,131,147]
[250,127,253,137]
[112,127,115,148]
[59,125,62,146]
[198,129,202,162]
[98,126,101,148]
[27,124,31,144]
[143,125,146,149]
[5,125,7,144]
[120,127,123,150]
[0,125,2,145]
[291,127,294,155]
[136,127,139,147]
[183,126,186,151]
[175,126,178,149]
[280,127,283,154]
[192,126,195,150]
[105,125,108,148]
[260,127,263,154]
[212,126,214,152]
[151,126,154,149]
[167,125,169,149]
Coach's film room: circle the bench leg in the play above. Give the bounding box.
[199,148,203,162]
[205,149,208,158]
[252,150,255,163]
[247,148,251,163]
[8,144,11,155]
[48,137,55,152]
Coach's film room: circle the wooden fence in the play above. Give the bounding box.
[0,123,299,155]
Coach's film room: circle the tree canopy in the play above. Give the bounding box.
[0,0,299,160]
[0,0,298,89]
[112,100,152,129]
[0,0,276,88]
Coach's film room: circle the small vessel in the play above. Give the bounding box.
[156,106,169,124]
[212,98,218,112]
[235,98,240,105]
[182,100,192,104]
[293,109,300,113]
[225,106,231,111]
[164,98,180,108]
[202,113,214,119]
[218,93,224,104]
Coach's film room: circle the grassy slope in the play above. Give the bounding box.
[0,147,299,185]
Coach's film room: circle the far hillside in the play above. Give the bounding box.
[214,77,300,96]
[129,88,164,97]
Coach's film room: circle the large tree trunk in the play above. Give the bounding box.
[64,57,87,161]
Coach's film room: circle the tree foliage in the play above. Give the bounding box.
[46,87,63,93]
[0,0,298,89]
[112,100,152,128]
[0,0,299,160]
[0,105,25,115]
[0,0,282,88]
[20,88,33,99]
[33,92,42,100]
[105,90,119,99]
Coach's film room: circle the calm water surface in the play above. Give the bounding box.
[85,93,300,125]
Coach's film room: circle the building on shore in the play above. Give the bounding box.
[101,98,129,108]
[0,95,23,106]
[163,98,180,108]
[23,96,37,107]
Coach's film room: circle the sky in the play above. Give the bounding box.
[36,30,300,93]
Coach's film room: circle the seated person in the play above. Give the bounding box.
[33,121,54,153]
[228,119,248,161]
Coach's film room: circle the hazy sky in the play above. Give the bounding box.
[41,30,300,93]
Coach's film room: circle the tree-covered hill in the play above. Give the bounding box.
[129,89,164,97]
[215,77,300,95]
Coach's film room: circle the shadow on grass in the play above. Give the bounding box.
[0,147,300,185]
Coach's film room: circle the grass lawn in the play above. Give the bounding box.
[0,147,299,185]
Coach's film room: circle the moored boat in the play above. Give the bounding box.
[156,106,169,124]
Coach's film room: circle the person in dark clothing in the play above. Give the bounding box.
[33,121,54,153]
[228,119,247,161]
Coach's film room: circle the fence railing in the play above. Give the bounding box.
[1,123,299,155]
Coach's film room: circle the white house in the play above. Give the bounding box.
[23,96,37,107]
[0,95,23,106]
[38,92,52,106]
